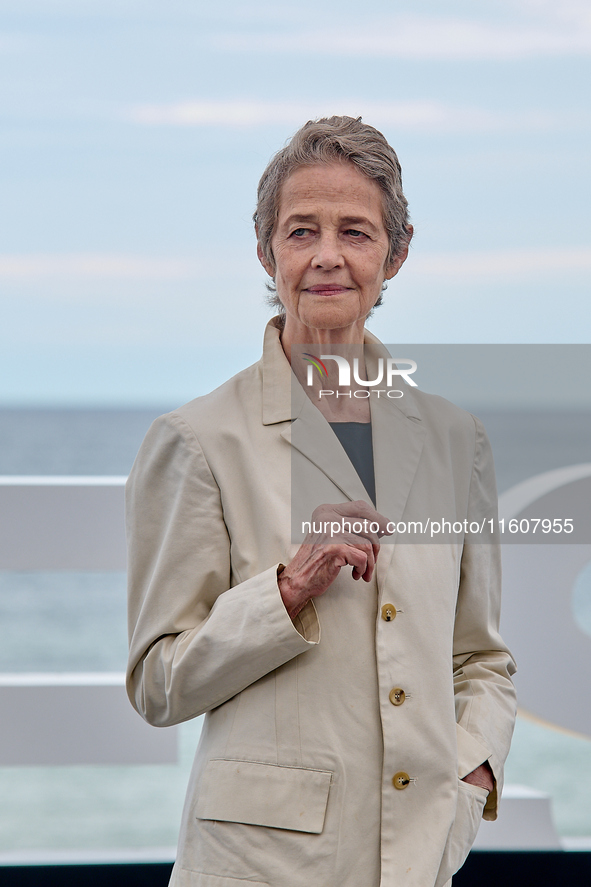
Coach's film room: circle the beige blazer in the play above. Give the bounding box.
[126,318,516,887]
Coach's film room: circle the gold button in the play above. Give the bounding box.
[392,771,411,790]
[381,603,397,622]
[389,688,405,706]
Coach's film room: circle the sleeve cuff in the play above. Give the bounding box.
[275,564,320,645]
[456,722,491,779]
[293,599,320,643]
[456,722,499,819]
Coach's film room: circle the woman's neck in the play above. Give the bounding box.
[280,316,366,366]
[281,321,371,423]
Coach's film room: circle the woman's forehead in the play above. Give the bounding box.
[277,162,385,223]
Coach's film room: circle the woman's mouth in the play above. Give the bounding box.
[305,285,351,296]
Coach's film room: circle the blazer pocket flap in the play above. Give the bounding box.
[195,759,332,834]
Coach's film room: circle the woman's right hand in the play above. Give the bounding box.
[278,500,392,619]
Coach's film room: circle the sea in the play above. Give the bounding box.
[0,407,590,858]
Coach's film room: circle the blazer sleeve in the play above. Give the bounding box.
[453,414,517,821]
[125,411,319,728]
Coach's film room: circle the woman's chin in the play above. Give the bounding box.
[299,301,361,333]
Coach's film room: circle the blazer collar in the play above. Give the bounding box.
[261,317,294,426]
[261,316,423,426]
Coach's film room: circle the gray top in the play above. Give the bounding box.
[329,422,376,506]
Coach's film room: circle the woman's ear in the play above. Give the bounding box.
[385,225,413,280]
[256,231,275,278]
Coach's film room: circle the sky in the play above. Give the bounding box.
[1,0,590,405]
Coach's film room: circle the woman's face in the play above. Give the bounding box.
[258,161,408,343]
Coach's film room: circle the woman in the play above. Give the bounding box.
[126,116,516,887]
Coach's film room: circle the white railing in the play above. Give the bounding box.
[0,476,177,766]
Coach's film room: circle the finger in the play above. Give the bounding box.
[323,543,366,580]
[360,551,376,582]
[310,525,382,548]
[309,502,394,542]
[307,542,376,585]
[342,543,375,582]
[329,538,376,562]
[334,531,381,549]
[333,501,393,538]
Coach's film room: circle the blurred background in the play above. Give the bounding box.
[1,0,590,406]
[0,0,590,862]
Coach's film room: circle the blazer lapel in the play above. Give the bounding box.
[283,393,372,504]
[260,318,428,575]
[370,390,426,525]
[261,317,372,502]
[284,369,428,530]
[370,389,427,581]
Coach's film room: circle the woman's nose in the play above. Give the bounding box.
[312,233,344,269]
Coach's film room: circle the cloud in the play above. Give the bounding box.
[212,14,591,60]
[129,99,576,133]
[514,0,591,28]
[409,247,591,279]
[1,249,589,286]
[0,254,204,280]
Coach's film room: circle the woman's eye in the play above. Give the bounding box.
[291,228,309,237]
[346,229,366,238]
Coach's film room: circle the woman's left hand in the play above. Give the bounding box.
[461,761,494,793]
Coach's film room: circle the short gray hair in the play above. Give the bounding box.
[253,115,412,314]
